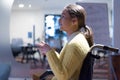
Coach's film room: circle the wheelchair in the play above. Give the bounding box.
[35,44,119,80]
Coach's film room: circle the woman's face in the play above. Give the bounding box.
[59,9,79,35]
[59,9,73,32]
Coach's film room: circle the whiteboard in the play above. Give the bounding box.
[76,2,110,45]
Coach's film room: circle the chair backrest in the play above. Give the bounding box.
[79,52,95,80]
[11,38,23,53]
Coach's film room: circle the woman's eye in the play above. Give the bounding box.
[61,15,65,18]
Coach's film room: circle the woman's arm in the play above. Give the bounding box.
[46,41,89,80]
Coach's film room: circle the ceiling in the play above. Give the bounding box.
[12,0,113,10]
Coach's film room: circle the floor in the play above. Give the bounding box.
[10,51,50,80]
[9,78,32,80]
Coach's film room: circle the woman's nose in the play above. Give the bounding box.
[59,18,61,24]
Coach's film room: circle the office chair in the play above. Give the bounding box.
[37,44,119,80]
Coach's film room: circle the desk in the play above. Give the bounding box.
[20,44,39,64]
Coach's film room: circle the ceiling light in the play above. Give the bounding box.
[18,4,24,8]
[28,4,31,8]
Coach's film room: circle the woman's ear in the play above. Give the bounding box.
[72,17,78,25]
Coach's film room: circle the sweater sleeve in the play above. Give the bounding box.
[46,49,68,80]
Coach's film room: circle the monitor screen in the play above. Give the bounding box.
[44,14,67,52]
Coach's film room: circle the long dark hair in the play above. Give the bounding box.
[65,4,94,47]
[83,25,94,47]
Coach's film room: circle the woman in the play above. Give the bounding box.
[37,4,94,80]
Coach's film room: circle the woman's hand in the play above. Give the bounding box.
[36,41,52,55]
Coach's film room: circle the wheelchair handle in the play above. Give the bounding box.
[90,44,119,53]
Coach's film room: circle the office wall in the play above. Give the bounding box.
[114,0,120,50]
[10,10,44,43]
[10,9,61,44]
